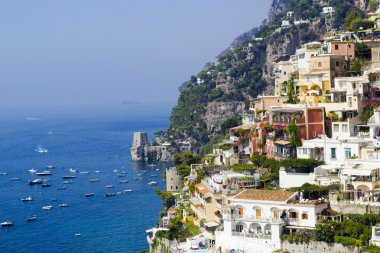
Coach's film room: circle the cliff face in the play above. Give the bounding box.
[166,0,363,151]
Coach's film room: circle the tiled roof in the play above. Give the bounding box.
[234,189,296,202]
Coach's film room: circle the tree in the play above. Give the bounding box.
[350,19,374,31]
[286,77,297,104]
[315,223,334,243]
[350,59,362,73]
[154,189,176,209]
[344,10,361,29]
[220,116,242,134]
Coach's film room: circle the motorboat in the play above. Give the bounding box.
[105,193,116,197]
[75,233,81,237]
[105,185,114,188]
[59,203,68,207]
[21,196,33,202]
[62,175,76,179]
[1,221,14,227]
[119,180,128,183]
[147,164,156,167]
[41,183,51,187]
[117,173,126,177]
[10,177,20,181]
[63,180,72,184]
[36,171,52,176]
[28,168,37,173]
[29,179,43,185]
[134,177,142,180]
[46,165,55,169]
[69,168,77,173]
[42,205,53,210]
[113,169,118,173]
[148,181,158,186]
[84,193,95,197]
[0,172,7,176]
[156,169,159,171]
[149,175,158,178]
[142,170,147,173]
[80,171,90,174]
[95,170,100,173]
[57,186,67,190]
[35,145,48,153]
[89,179,99,182]
[123,189,133,193]
[26,216,37,222]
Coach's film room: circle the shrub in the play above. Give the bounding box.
[350,19,374,30]
[334,236,361,247]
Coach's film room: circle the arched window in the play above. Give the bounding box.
[302,213,308,220]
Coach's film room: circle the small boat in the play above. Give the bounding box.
[137,173,141,176]
[123,189,133,193]
[89,179,99,182]
[84,193,95,197]
[51,198,57,202]
[57,186,67,190]
[26,216,37,222]
[95,170,100,173]
[79,171,90,174]
[156,169,159,171]
[63,180,72,184]
[62,175,76,179]
[10,177,20,181]
[29,179,43,185]
[21,196,33,202]
[148,181,158,186]
[142,170,147,173]
[105,193,116,197]
[75,233,81,237]
[105,185,114,188]
[119,180,128,184]
[36,171,52,176]
[117,173,126,177]
[69,168,77,173]
[35,145,48,153]
[149,175,158,178]
[147,164,156,167]
[28,168,37,173]
[134,177,142,180]
[59,203,68,207]
[0,172,7,176]
[46,165,55,169]
[116,192,122,195]
[41,183,51,187]
[1,221,14,227]
[42,205,53,210]
[113,169,118,173]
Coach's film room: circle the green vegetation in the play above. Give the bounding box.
[344,10,361,29]
[200,134,226,155]
[155,189,176,209]
[286,76,297,104]
[174,152,202,179]
[220,116,242,134]
[350,19,374,31]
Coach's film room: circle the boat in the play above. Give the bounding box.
[142,170,147,173]
[137,173,141,176]
[105,193,116,197]
[63,180,72,184]
[29,179,43,185]
[57,186,67,190]
[28,168,37,173]
[59,203,68,207]
[62,175,76,179]
[147,164,156,167]
[1,221,14,227]
[26,216,37,222]
[84,193,95,197]
[134,177,142,180]
[123,189,133,192]
[35,145,48,153]
[75,233,81,237]
[148,181,158,186]
[113,169,118,173]
[156,169,159,171]
[21,196,33,202]
[69,168,77,173]
[149,175,158,178]
[36,171,52,176]
[0,172,7,176]
[79,171,90,174]
[117,173,126,177]
[46,165,55,169]
[10,177,20,181]
[89,179,99,182]
[41,183,51,187]
[42,205,53,210]
[95,170,100,173]
[105,185,114,188]
[119,180,128,183]
[51,198,57,202]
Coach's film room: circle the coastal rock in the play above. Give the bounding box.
[203,102,246,134]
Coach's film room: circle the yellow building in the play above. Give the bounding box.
[297,54,347,106]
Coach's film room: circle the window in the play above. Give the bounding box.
[318,62,322,67]
[255,208,262,217]
[284,71,287,76]
[335,61,340,67]
[348,45,352,48]
[289,211,298,219]
[236,224,244,233]
[334,124,339,132]
[342,124,348,132]
[171,178,173,181]
[335,44,339,50]
[353,82,356,89]
[331,148,336,159]
[303,148,307,155]
[302,213,308,220]
[176,186,178,190]
[345,148,352,158]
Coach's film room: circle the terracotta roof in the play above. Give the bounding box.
[199,188,211,195]
[234,189,296,202]
[168,206,177,212]
[195,183,204,189]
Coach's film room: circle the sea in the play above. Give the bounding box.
[0,103,173,253]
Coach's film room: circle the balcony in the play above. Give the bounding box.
[232,215,284,224]
[232,231,271,239]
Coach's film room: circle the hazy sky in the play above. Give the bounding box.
[0,1,271,108]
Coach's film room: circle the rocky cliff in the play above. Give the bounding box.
[166,0,365,151]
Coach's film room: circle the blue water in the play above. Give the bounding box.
[0,104,172,253]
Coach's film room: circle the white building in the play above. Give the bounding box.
[215,189,328,253]
[281,20,290,27]
[322,7,336,15]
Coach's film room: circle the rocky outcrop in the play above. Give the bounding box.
[203,102,246,134]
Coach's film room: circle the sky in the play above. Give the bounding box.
[0,0,271,109]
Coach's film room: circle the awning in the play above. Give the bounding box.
[274,140,291,146]
[203,193,212,199]
[205,221,220,228]
[214,195,223,200]
[341,168,377,176]
[190,198,201,205]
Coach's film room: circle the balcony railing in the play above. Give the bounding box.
[232,231,271,239]
[231,215,284,224]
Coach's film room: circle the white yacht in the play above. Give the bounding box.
[35,145,48,153]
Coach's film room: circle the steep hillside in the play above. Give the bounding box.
[167,0,365,152]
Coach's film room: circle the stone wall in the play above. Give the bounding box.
[281,241,359,253]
